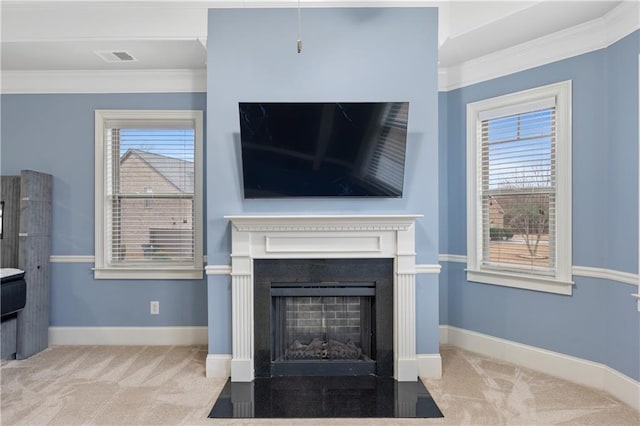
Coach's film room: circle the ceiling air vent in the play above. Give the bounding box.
[95,50,138,63]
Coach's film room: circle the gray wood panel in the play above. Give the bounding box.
[1,175,21,267]
[0,318,18,359]
[16,170,52,359]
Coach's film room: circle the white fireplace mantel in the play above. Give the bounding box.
[224,214,423,382]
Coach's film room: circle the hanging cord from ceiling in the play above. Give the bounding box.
[297,0,302,53]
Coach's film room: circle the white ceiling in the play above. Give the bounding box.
[0,1,633,86]
[439,1,622,66]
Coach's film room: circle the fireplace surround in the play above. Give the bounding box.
[224,214,423,382]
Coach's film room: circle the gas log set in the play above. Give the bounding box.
[285,337,363,360]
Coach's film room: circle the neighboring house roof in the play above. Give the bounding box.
[121,149,194,193]
[489,195,505,214]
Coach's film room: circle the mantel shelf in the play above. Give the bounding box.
[225,214,424,232]
[224,214,424,220]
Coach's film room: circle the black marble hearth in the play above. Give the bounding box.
[208,376,444,419]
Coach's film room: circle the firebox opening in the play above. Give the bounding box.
[270,281,377,376]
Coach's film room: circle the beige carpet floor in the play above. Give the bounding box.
[1,344,638,425]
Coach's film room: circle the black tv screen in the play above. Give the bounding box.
[239,102,409,198]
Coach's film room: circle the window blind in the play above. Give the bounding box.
[480,105,556,274]
[105,125,196,265]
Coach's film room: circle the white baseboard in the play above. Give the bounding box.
[439,324,449,344]
[395,359,418,382]
[439,325,640,411]
[47,324,638,409]
[417,354,442,379]
[206,354,231,378]
[49,326,207,346]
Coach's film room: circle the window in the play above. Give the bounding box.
[466,81,572,294]
[94,110,203,279]
[144,187,153,208]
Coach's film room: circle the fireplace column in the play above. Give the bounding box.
[230,230,254,382]
[395,230,418,381]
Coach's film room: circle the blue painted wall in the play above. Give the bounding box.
[438,91,449,326]
[439,31,640,380]
[1,93,208,327]
[206,7,440,355]
[605,32,640,273]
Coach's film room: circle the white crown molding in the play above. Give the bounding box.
[437,68,448,91]
[440,325,640,411]
[604,0,640,46]
[439,1,640,91]
[49,326,208,345]
[1,69,206,94]
[2,0,442,5]
[3,3,635,93]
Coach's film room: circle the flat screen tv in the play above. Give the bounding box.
[238,102,409,198]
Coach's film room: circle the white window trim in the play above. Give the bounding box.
[637,54,640,311]
[94,109,204,280]
[466,81,573,295]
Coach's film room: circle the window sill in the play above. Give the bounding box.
[94,266,203,280]
[466,269,573,295]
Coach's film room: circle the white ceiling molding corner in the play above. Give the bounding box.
[439,1,639,92]
[603,0,640,46]
[445,0,540,41]
[1,69,207,95]
[437,68,448,92]
[436,1,450,48]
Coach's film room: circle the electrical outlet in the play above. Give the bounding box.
[150,301,160,315]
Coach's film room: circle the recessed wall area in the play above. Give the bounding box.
[206,7,440,364]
